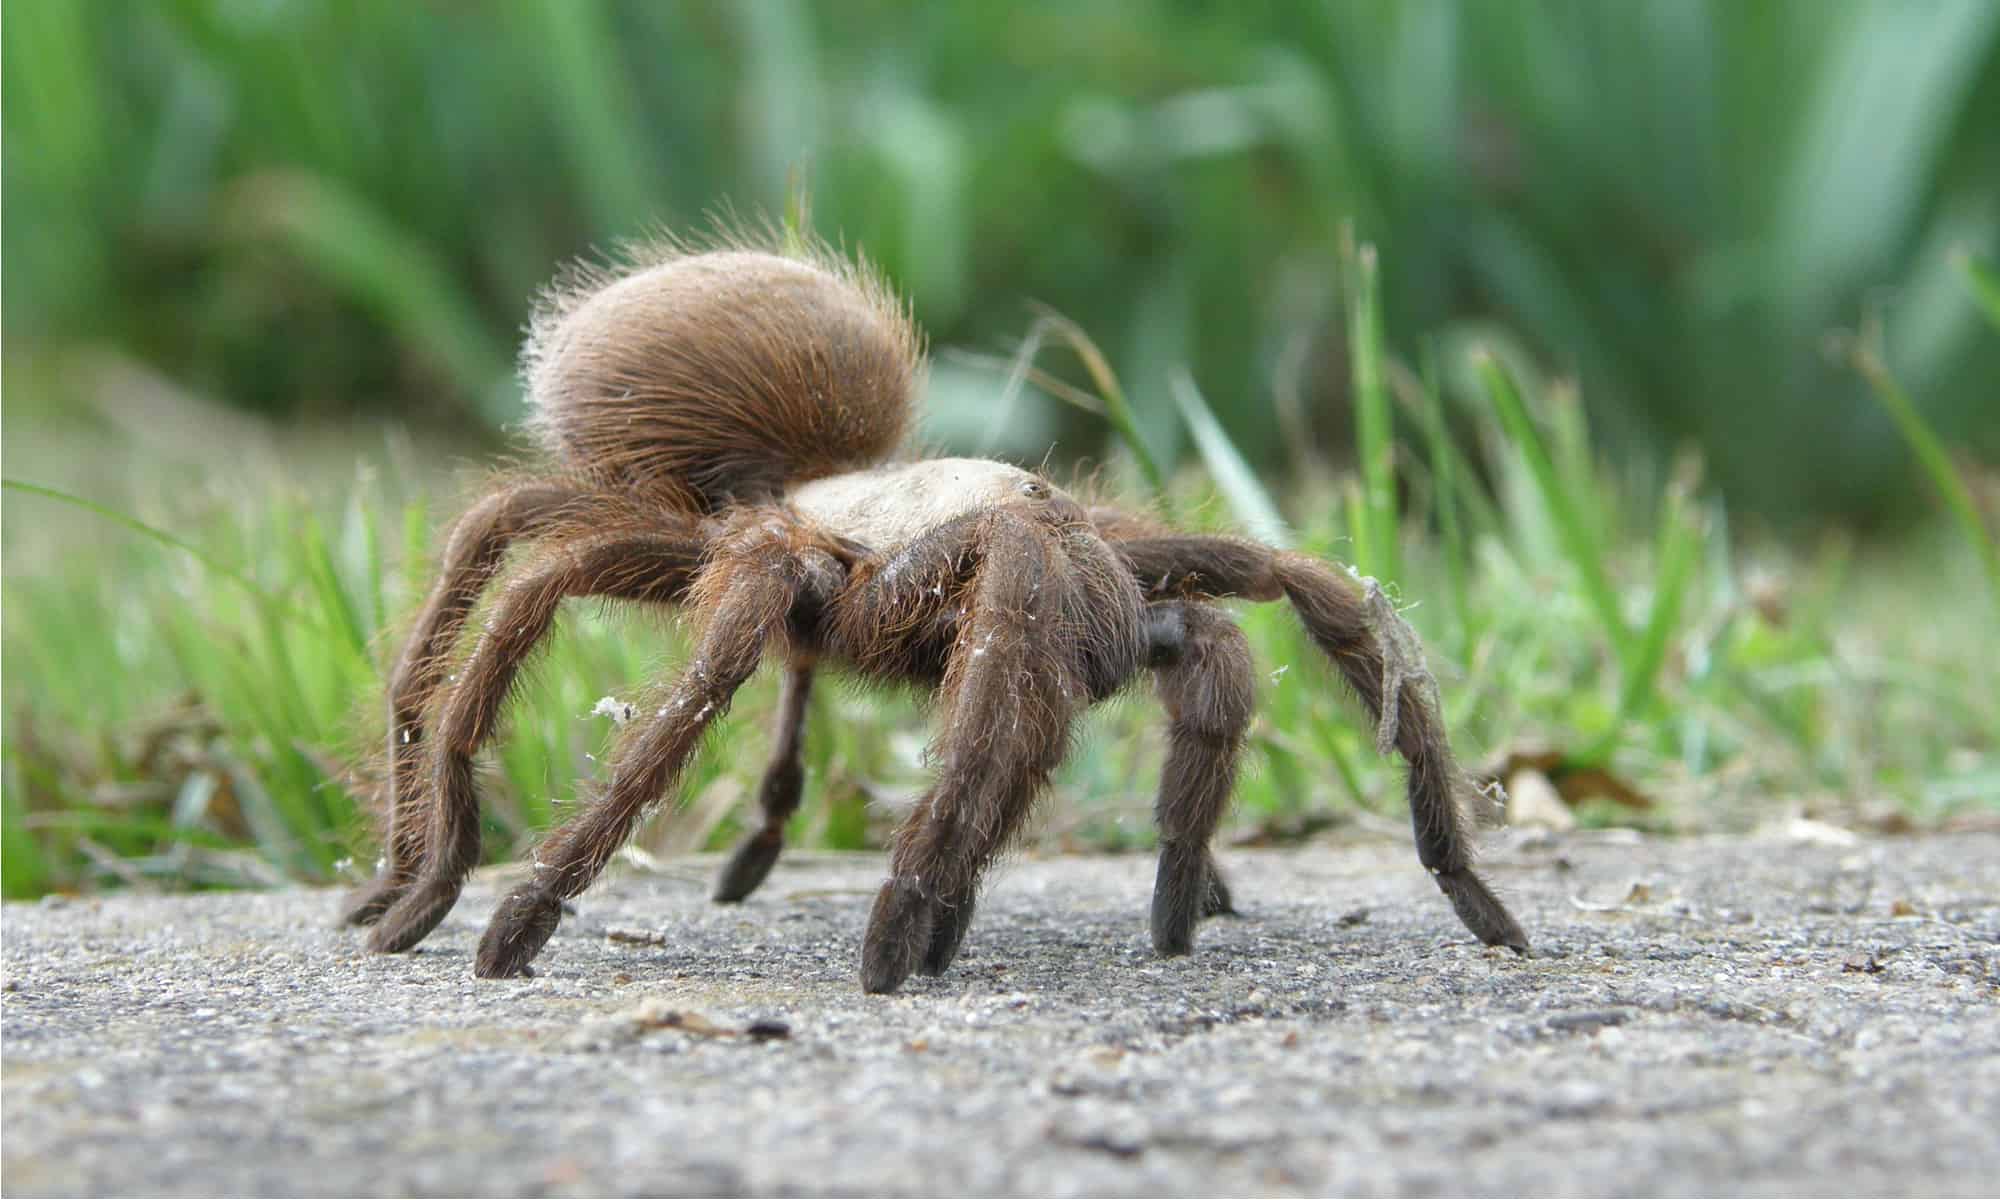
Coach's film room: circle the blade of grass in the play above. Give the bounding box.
[1472,351,1637,667]
[1167,367,1291,547]
[1388,358,1506,541]
[1342,478,1372,578]
[1419,345,1472,648]
[299,513,371,663]
[351,483,387,644]
[401,498,432,603]
[981,319,1057,457]
[1583,453,1706,763]
[1345,238,1401,583]
[1545,379,1609,547]
[1020,304,1168,497]
[1302,715,1371,810]
[1838,323,2000,603]
[1952,249,2000,332]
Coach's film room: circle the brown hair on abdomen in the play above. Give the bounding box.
[522,240,920,511]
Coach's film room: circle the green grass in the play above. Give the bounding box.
[5,1,1997,526]
[6,242,1996,898]
[8,0,1998,902]
[1835,257,2000,606]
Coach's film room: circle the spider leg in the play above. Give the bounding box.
[366,523,705,955]
[857,513,1091,993]
[913,520,1147,979]
[1109,532,1529,953]
[342,480,586,926]
[1143,600,1254,955]
[474,515,844,978]
[712,662,814,902]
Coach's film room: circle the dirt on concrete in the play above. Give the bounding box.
[3,831,1997,1196]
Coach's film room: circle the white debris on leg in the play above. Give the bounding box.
[592,695,637,725]
[1359,576,1440,758]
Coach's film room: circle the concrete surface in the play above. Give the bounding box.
[3,831,1997,1196]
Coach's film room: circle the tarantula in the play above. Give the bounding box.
[340,234,1528,993]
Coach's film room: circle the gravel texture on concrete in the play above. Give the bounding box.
[4,831,1997,1197]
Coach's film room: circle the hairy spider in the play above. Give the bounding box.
[340,233,1528,992]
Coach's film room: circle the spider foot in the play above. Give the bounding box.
[339,873,413,927]
[713,827,784,903]
[475,886,562,978]
[861,876,937,994]
[917,893,977,977]
[1433,867,1530,955]
[368,877,464,954]
[1152,842,1221,956]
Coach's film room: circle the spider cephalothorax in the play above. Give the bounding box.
[340,233,1527,992]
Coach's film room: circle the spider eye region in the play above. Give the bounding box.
[1018,478,1050,499]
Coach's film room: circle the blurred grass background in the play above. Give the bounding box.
[4,0,1997,899]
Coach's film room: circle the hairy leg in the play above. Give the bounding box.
[856,513,1086,993]
[1145,601,1254,955]
[366,526,705,954]
[474,517,844,978]
[917,523,1148,976]
[1108,532,1528,952]
[712,663,815,902]
[343,480,585,926]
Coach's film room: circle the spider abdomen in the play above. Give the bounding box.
[522,241,920,511]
